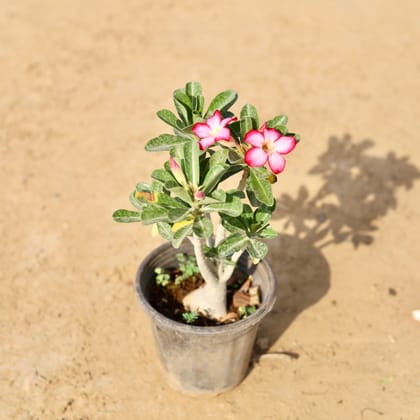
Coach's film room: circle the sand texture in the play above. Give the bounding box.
[1,1,420,418]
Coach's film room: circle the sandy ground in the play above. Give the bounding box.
[1,0,420,418]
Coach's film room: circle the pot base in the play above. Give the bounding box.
[136,242,277,395]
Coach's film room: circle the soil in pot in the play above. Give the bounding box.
[149,257,260,326]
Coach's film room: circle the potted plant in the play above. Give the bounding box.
[113,81,300,395]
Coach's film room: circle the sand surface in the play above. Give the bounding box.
[1,1,420,418]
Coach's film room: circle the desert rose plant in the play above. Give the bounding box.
[113,82,300,320]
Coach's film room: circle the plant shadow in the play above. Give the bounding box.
[254,133,420,355]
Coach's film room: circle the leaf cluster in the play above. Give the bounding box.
[153,253,201,288]
[173,253,200,285]
[113,81,300,265]
[182,311,200,324]
[238,305,257,319]
[217,204,278,264]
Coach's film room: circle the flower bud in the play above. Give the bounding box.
[194,191,205,200]
[169,157,187,187]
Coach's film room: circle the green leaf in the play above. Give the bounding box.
[205,90,238,117]
[229,120,241,141]
[151,180,163,193]
[182,311,200,324]
[157,222,173,240]
[141,206,169,225]
[201,164,227,193]
[185,81,202,98]
[221,215,246,233]
[169,143,185,160]
[183,140,200,186]
[227,148,242,164]
[145,134,189,152]
[250,165,272,177]
[200,197,219,206]
[151,169,178,189]
[196,95,205,114]
[173,128,197,141]
[135,182,152,192]
[240,104,259,129]
[211,189,226,202]
[173,89,193,124]
[257,225,278,239]
[266,115,288,131]
[254,207,272,225]
[193,216,213,238]
[169,187,192,204]
[246,188,259,207]
[192,113,203,123]
[202,194,243,217]
[129,191,146,210]
[248,169,274,206]
[112,209,142,223]
[278,125,288,135]
[156,193,187,209]
[240,116,254,139]
[199,157,210,183]
[218,233,249,257]
[226,189,245,199]
[172,224,193,248]
[209,149,229,167]
[247,239,268,262]
[239,204,254,227]
[173,87,189,103]
[203,245,218,258]
[156,109,179,128]
[168,207,191,222]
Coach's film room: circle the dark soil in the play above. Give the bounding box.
[149,269,256,326]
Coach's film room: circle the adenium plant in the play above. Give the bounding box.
[113,82,300,320]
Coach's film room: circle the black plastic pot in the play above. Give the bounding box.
[135,241,277,396]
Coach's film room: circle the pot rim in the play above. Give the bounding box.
[135,241,277,336]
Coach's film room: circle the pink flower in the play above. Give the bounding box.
[244,127,297,174]
[192,110,237,150]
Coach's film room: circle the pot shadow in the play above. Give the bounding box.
[254,133,420,356]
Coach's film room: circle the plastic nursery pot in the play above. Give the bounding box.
[135,241,277,396]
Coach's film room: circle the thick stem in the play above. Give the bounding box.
[220,249,245,283]
[183,281,227,319]
[184,234,228,319]
[189,235,218,287]
[184,227,245,319]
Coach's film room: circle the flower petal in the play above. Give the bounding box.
[244,130,265,147]
[169,157,187,185]
[263,128,282,142]
[199,137,216,150]
[267,153,286,174]
[206,110,222,129]
[221,116,238,127]
[192,123,211,139]
[214,127,231,141]
[245,147,268,167]
[274,136,297,154]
